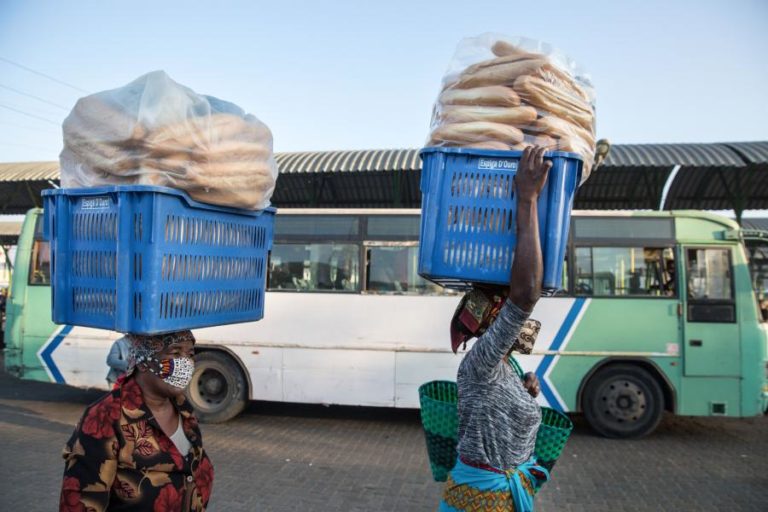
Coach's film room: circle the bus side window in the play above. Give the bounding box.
[268,243,359,292]
[660,248,676,296]
[575,246,676,297]
[29,240,51,286]
[574,247,594,296]
[365,245,450,295]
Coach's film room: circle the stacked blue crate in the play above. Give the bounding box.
[418,147,582,293]
[43,185,275,334]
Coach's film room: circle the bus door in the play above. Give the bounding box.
[23,214,56,375]
[5,211,56,380]
[682,246,740,377]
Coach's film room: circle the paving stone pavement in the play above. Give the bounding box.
[0,368,766,511]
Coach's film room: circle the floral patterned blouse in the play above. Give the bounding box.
[60,377,214,511]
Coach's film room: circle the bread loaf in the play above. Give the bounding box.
[464,53,539,75]
[553,135,593,156]
[522,133,557,149]
[514,75,593,131]
[453,141,515,150]
[146,114,269,148]
[544,74,589,106]
[430,122,524,145]
[440,105,538,125]
[491,41,542,60]
[438,86,521,107]
[530,116,595,147]
[453,59,548,89]
[146,140,271,162]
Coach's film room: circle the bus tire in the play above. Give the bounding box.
[186,351,248,423]
[582,363,664,439]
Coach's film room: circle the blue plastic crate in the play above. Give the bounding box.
[42,185,275,334]
[418,147,582,292]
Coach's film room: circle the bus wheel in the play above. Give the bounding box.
[187,351,248,423]
[582,364,664,439]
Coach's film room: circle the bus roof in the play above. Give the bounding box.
[23,205,756,241]
[277,208,741,229]
[574,210,740,229]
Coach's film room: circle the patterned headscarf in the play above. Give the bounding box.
[126,330,195,375]
[450,287,506,353]
[450,286,541,354]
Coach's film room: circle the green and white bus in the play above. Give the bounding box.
[4,208,767,437]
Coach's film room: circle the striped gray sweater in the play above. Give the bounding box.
[456,300,542,469]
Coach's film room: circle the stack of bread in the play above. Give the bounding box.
[428,36,596,181]
[60,71,278,210]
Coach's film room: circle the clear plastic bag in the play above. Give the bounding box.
[60,71,278,210]
[427,33,596,182]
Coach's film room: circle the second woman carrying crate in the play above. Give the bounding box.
[439,146,552,512]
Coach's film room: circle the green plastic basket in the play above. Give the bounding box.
[508,357,573,469]
[418,381,459,482]
[418,373,573,482]
[534,407,573,471]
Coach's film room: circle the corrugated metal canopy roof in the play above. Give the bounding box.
[725,141,768,164]
[603,143,745,167]
[1,141,767,213]
[275,148,421,173]
[2,143,759,182]
[574,166,671,210]
[275,143,757,172]
[575,141,767,212]
[0,162,57,214]
[665,167,743,210]
[663,164,768,210]
[0,161,59,181]
[742,218,768,231]
[271,170,422,208]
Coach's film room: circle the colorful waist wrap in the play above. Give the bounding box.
[439,457,550,512]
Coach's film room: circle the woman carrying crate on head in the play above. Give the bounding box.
[440,146,551,512]
[60,331,214,512]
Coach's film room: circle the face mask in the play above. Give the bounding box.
[151,357,195,389]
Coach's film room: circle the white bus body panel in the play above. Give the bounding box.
[42,293,585,409]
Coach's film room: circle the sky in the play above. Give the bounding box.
[0,0,766,163]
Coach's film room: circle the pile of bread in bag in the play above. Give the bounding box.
[428,36,597,179]
[60,71,278,210]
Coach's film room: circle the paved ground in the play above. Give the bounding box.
[0,369,766,511]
